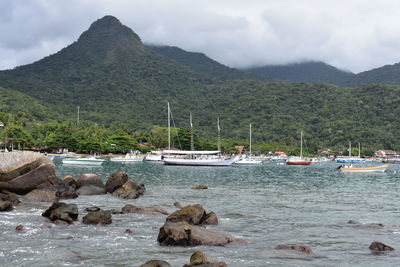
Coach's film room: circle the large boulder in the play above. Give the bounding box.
[25,188,59,202]
[105,171,128,193]
[121,204,168,215]
[77,185,106,195]
[82,209,112,225]
[369,241,394,251]
[183,251,227,267]
[138,260,171,267]
[76,174,104,189]
[167,204,218,225]
[0,190,20,205]
[42,202,78,224]
[62,176,78,190]
[158,221,238,246]
[0,200,13,211]
[0,163,55,194]
[112,180,145,199]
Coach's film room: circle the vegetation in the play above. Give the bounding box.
[0,15,400,155]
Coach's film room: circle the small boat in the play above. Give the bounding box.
[145,151,163,161]
[62,156,105,166]
[235,124,262,165]
[287,131,312,165]
[110,151,144,163]
[336,142,366,163]
[339,164,388,173]
[163,150,238,166]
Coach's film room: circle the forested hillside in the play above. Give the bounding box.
[1,15,400,152]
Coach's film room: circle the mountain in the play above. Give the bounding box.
[147,45,262,80]
[347,62,400,87]
[246,61,354,85]
[1,15,400,151]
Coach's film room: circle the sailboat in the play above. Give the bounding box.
[336,142,366,163]
[286,131,312,165]
[235,123,262,165]
[163,104,238,166]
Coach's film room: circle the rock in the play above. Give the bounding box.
[76,173,104,189]
[54,220,70,226]
[36,175,67,189]
[121,204,168,215]
[77,185,106,195]
[173,202,183,209]
[25,188,59,202]
[183,251,227,267]
[112,180,145,199]
[62,176,78,189]
[166,204,206,225]
[275,245,314,256]
[200,211,218,225]
[42,202,78,224]
[85,206,101,212]
[82,210,112,225]
[0,190,20,205]
[0,163,55,194]
[138,260,171,267]
[191,185,208,190]
[58,190,79,199]
[158,221,238,246]
[105,171,128,193]
[0,200,13,211]
[369,241,394,251]
[124,229,134,234]
[15,224,24,231]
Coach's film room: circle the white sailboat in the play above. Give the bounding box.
[336,142,366,163]
[235,123,262,165]
[286,131,312,165]
[162,103,238,166]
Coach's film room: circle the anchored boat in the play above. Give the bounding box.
[339,164,388,173]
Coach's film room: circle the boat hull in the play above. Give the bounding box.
[110,158,143,163]
[287,161,312,165]
[62,159,104,166]
[340,165,388,173]
[235,159,262,165]
[164,157,237,166]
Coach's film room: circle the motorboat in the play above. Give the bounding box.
[62,156,105,166]
[110,151,143,163]
[338,164,388,173]
[145,151,163,161]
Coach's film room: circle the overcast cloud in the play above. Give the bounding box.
[1,0,400,73]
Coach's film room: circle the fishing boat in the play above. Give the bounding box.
[162,103,238,166]
[235,123,262,165]
[62,156,105,166]
[287,131,312,165]
[110,151,143,163]
[336,142,366,163]
[338,164,388,173]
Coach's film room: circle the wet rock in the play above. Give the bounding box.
[62,176,77,190]
[347,220,385,228]
[54,220,70,226]
[191,185,208,190]
[85,206,101,212]
[121,204,168,215]
[58,190,79,199]
[139,260,171,267]
[167,204,218,225]
[0,200,13,211]
[158,221,239,246]
[105,171,128,193]
[275,245,314,256]
[0,163,55,194]
[77,185,106,195]
[25,187,59,202]
[369,241,394,251]
[124,228,134,234]
[76,173,104,189]
[15,224,24,231]
[42,202,78,224]
[112,180,145,199]
[0,190,20,205]
[173,202,183,209]
[82,209,112,225]
[183,251,227,267]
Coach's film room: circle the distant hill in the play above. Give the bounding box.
[246,61,354,85]
[346,62,400,87]
[147,45,262,80]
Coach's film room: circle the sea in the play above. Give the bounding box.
[1,159,400,266]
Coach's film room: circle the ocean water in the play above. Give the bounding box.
[1,160,400,266]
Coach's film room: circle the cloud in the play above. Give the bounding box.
[1,0,400,73]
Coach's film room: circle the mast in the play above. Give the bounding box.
[300,131,303,158]
[358,142,361,158]
[77,106,80,127]
[168,102,171,150]
[217,117,221,153]
[349,141,351,157]
[249,123,252,159]
[190,113,194,151]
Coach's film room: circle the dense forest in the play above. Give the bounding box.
[1,15,400,155]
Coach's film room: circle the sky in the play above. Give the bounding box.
[1,0,400,73]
